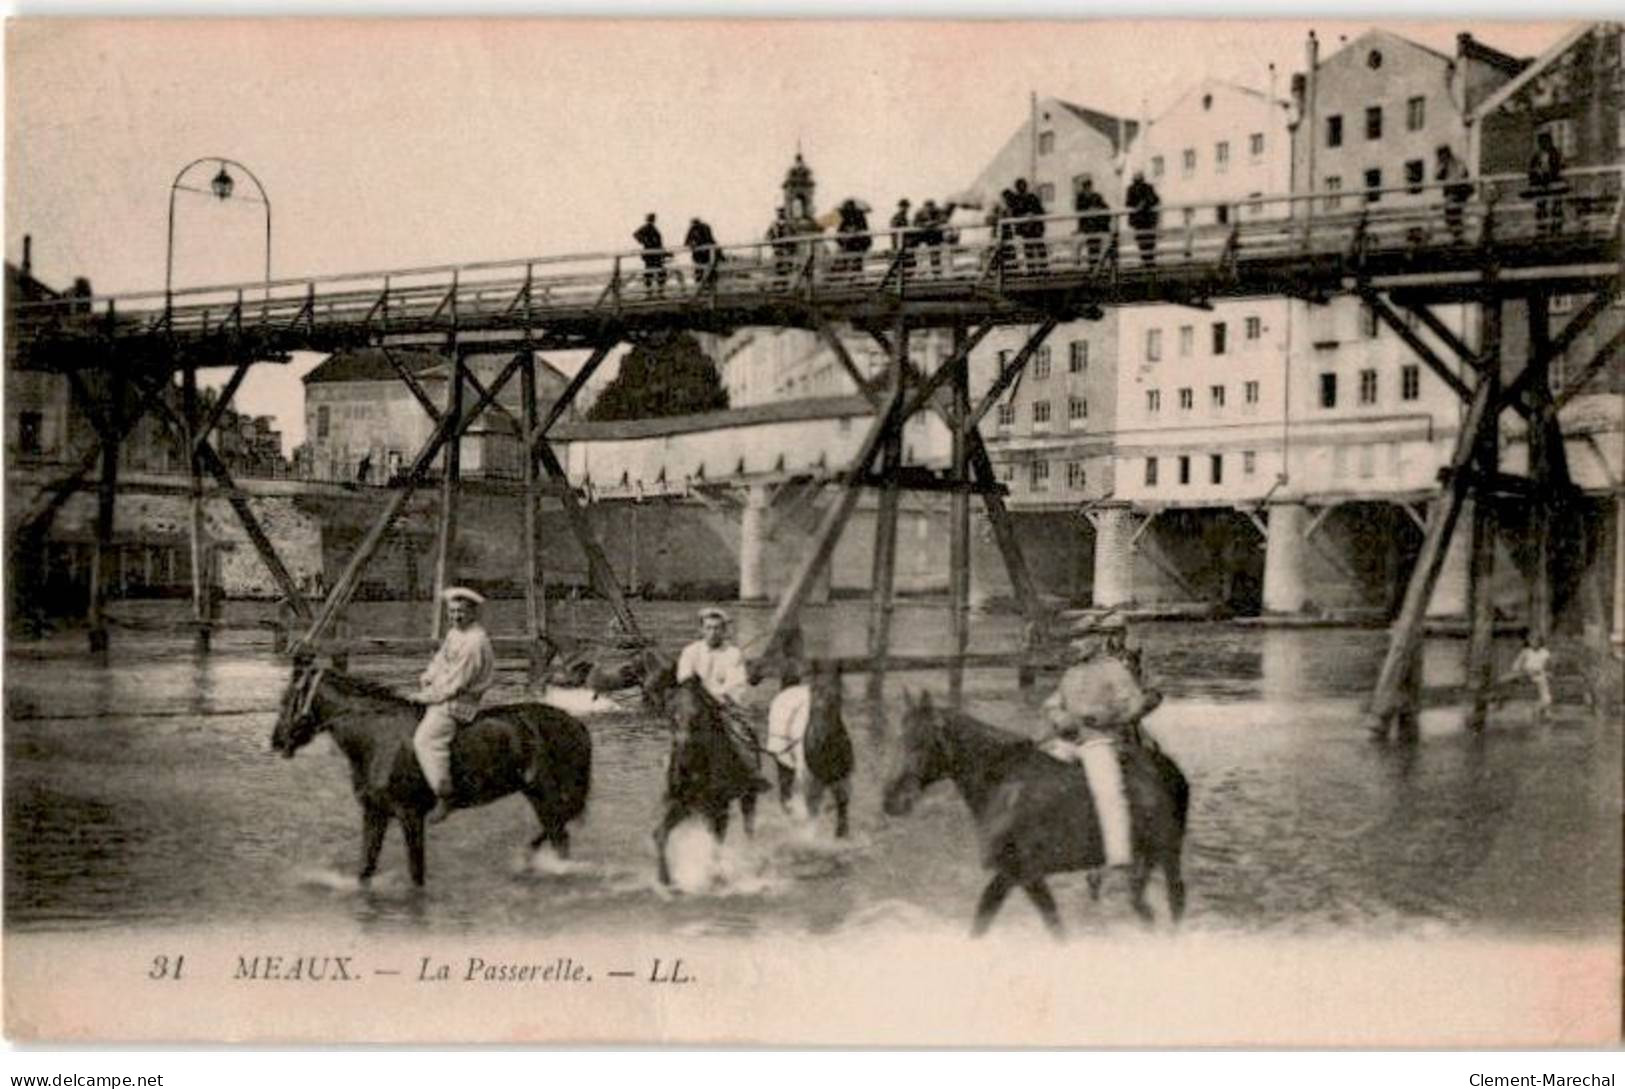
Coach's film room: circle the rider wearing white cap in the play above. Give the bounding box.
[676,606,750,706]
[675,606,762,774]
[409,586,496,823]
[1040,612,1159,870]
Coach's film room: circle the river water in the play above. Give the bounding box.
[4,599,1619,941]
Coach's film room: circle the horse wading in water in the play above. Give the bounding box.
[652,675,772,885]
[765,667,854,838]
[882,690,1188,937]
[272,657,592,886]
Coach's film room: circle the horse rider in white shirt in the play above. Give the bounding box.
[1038,614,1160,871]
[408,586,496,823]
[675,606,764,776]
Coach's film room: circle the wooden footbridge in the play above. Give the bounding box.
[9,168,1622,732]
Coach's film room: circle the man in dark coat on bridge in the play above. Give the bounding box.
[1074,175,1111,268]
[1010,178,1047,271]
[684,217,720,286]
[633,213,669,295]
[1126,171,1161,268]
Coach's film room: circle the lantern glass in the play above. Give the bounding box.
[210,166,235,201]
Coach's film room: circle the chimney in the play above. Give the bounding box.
[21,234,31,277]
[1290,73,1306,123]
[1457,31,1472,59]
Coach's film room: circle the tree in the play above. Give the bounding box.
[586,333,729,422]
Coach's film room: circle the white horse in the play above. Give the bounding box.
[762,671,853,838]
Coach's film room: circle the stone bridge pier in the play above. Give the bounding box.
[1089,504,1265,613]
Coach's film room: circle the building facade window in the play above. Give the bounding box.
[1361,304,1380,338]
[1030,460,1049,490]
[1146,389,1161,413]
[1182,148,1197,175]
[1245,315,1262,342]
[1320,373,1337,408]
[1324,175,1342,211]
[1406,96,1425,131]
[1401,364,1420,400]
[1038,130,1055,154]
[1179,325,1194,356]
[1178,387,1194,411]
[1038,182,1055,205]
[1326,115,1343,148]
[1032,347,1052,380]
[1215,141,1230,172]
[1365,106,1383,141]
[1069,396,1088,422]
[1210,454,1223,484]
[1145,457,1158,486]
[1243,450,1256,476]
[1178,455,1191,485]
[1365,168,1383,202]
[1210,384,1226,409]
[1066,461,1086,490]
[1069,340,1089,372]
[1212,322,1228,355]
[1151,155,1165,178]
[1405,159,1425,194]
[997,402,1015,427]
[1033,400,1051,424]
[1249,132,1265,158]
[1244,379,1260,404]
[1359,369,1378,404]
[317,405,331,439]
[1146,328,1162,361]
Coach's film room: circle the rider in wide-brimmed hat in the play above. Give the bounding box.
[408,586,496,823]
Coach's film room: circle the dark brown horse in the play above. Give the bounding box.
[882,690,1189,937]
[272,658,592,886]
[651,675,770,885]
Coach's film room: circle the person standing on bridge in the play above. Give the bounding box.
[409,587,497,823]
[1126,171,1162,268]
[1074,175,1111,268]
[633,213,669,296]
[685,217,720,287]
[890,199,912,253]
[1527,131,1567,238]
[1436,146,1474,243]
[1008,179,1047,272]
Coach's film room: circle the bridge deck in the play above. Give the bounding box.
[10,174,1621,371]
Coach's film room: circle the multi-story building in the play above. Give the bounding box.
[1114,79,1294,512]
[969,96,1138,509]
[1245,28,1531,615]
[301,347,570,483]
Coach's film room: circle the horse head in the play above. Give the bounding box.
[272,654,331,758]
[638,649,678,713]
[883,689,946,816]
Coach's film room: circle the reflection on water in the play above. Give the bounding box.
[5,600,1619,940]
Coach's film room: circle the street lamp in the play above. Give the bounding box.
[165,157,271,313]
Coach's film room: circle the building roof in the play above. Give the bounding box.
[1457,31,1531,76]
[303,347,444,385]
[1152,78,1291,125]
[552,394,875,442]
[1469,22,1614,121]
[1055,100,1140,153]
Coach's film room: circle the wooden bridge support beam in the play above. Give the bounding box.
[520,351,547,680]
[864,332,905,732]
[181,364,212,653]
[86,376,123,655]
[948,323,972,708]
[429,352,465,640]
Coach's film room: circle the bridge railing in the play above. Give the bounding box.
[10,166,1620,350]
